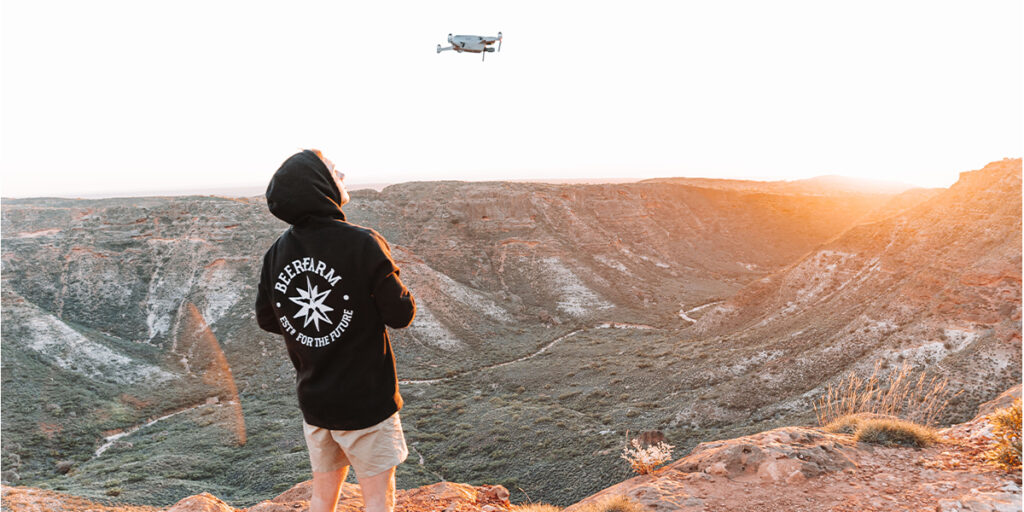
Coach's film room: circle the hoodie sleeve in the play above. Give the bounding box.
[366,232,416,329]
[256,251,283,334]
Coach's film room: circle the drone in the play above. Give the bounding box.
[437,32,502,61]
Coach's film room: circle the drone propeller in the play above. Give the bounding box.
[497,31,502,52]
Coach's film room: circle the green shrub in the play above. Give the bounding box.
[852,417,938,448]
[984,398,1022,472]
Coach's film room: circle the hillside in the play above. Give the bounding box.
[1,162,1019,506]
[694,158,1022,423]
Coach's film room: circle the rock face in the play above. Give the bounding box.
[566,393,1023,512]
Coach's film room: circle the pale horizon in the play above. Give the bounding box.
[0,171,944,200]
[2,1,1021,197]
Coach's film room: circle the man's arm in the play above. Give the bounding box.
[256,254,283,334]
[373,270,416,328]
[366,232,416,328]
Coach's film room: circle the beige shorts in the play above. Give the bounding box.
[302,413,408,479]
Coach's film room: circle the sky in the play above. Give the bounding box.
[1,0,1021,197]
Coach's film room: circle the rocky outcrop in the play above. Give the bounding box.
[0,485,162,511]
[236,481,510,512]
[566,392,1022,512]
[0,481,512,512]
[669,427,858,484]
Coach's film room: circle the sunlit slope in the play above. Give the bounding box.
[694,158,1022,420]
[350,181,902,329]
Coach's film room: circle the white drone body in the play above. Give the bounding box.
[437,32,502,61]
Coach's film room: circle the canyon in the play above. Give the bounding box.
[1,159,1019,507]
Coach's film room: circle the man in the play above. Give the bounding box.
[256,149,415,512]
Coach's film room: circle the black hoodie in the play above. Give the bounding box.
[256,150,415,430]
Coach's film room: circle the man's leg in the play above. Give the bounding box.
[310,465,349,512]
[358,466,396,512]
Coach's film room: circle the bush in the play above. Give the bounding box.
[852,417,938,448]
[621,438,673,475]
[573,496,647,512]
[983,398,1022,472]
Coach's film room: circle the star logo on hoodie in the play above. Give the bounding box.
[290,276,334,331]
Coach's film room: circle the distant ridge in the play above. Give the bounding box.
[643,174,924,196]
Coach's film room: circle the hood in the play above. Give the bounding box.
[266,150,346,225]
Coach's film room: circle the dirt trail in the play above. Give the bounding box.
[678,300,724,323]
[400,322,655,385]
[400,330,583,385]
[93,398,233,458]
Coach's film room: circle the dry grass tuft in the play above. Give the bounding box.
[573,496,647,512]
[509,504,563,512]
[823,412,898,435]
[814,360,961,428]
[983,398,1022,472]
[852,417,939,448]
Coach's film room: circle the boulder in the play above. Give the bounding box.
[165,493,236,512]
[670,426,858,482]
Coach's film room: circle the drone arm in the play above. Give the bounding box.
[437,45,453,53]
